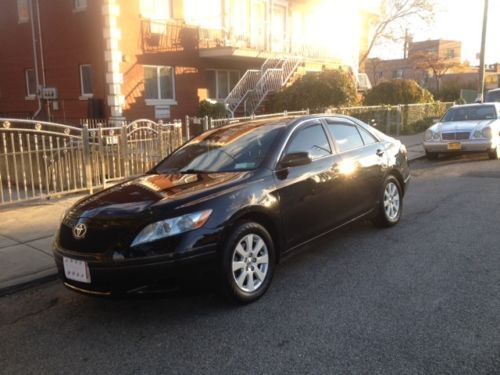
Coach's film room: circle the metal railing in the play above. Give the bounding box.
[0,118,183,205]
[326,102,454,135]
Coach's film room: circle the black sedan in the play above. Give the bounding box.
[53,115,410,303]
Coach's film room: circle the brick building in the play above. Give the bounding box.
[365,39,462,87]
[0,0,369,125]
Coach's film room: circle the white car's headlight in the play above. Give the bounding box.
[433,132,441,141]
[482,127,492,139]
[424,129,433,141]
[131,209,213,247]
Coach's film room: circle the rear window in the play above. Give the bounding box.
[485,90,500,103]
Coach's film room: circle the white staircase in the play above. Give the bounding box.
[225,56,302,117]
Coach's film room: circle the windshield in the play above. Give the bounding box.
[485,91,500,103]
[153,122,284,174]
[442,105,497,122]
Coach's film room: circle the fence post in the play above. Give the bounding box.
[120,122,129,178]
[184,115,190,141]
[158,120,166,157]
[396,105,402,136]
[203,116,209,131]
[97,124,107,188]
[82,124,93,194]
[306,108,310,115]
[386,106,392,135]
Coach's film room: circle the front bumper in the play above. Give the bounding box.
[423,139,494,153]
[53,244,218,296]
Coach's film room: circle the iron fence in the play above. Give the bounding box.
[0,118,182,205]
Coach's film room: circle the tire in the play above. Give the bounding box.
[372,175,403,228]
[218,221,276,304]
[425,151,438,160]
[488,145,500,160]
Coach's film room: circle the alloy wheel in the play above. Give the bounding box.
[383,182,400,221]
[231,233,269,293]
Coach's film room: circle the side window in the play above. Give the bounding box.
[326,122,364,153]
[358,126,378,145]
[286,123,331,160]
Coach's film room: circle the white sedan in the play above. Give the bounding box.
[423,103,500,160]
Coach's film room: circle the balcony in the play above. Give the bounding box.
[140,19,342,62]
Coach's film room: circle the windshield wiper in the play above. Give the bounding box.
[179,169,211,174]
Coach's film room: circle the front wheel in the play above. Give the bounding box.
[488,145,500,160]
[219,222,275,304]
[372,175,403,228]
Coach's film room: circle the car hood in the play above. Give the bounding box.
[435,119,496,133]
[68,172,251,219]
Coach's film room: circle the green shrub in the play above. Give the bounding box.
[364,79,434,105]
[197,100,227,118]
[268,69,357,113]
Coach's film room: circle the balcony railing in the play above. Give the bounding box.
[140,19,340,60]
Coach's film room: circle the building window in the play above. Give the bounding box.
[17,0,30,23]
[207,69,240,100]
[79,64,93,96]
[144,66,175,101]
[140,0,171,20]
[393,69,404,79]
[447,49,455,59]
[25,68,36,97]
[74,0,88,11]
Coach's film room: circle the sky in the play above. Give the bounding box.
[370,0,500,64]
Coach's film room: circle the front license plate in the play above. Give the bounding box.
[447,142,462,150]
[63,257,91,284]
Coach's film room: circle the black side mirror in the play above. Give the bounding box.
[279,152,312,168]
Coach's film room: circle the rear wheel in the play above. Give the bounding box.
[488,144,500,160]
[372,175,403,228]
[219,222,275,304]
[425,151,438,160]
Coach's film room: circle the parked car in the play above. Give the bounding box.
[53,115,410,303]
[423,103,500,160]
[485,88,500,103]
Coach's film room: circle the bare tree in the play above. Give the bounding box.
[360,0,436,67]
[410,51,461,94]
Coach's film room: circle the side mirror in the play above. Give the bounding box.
[279,152,312,168]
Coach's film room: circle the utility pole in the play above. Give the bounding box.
[478,0,489,102]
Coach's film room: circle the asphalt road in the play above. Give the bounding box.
[1,154,500,375]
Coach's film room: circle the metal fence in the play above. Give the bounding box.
[0,118,183,205]
[326,102,454,136]
[184,110,310,138]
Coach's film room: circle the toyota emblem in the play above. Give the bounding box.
[73,223,87,240]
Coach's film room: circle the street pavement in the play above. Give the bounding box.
[0,133,426,296]
[1,153,499,374]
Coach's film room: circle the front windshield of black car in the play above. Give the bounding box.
[442,105,497,122]
[153,122,284,173]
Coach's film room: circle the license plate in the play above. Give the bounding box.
[447,142,462,150]
[63,257,91,284]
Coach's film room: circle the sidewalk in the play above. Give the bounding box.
[0,133,426,296]
[0,196,80,295]
[396,132,425,161]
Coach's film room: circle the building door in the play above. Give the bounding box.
[271,4,287,53]
[250,0,266,50]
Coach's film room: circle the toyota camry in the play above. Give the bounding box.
[53,115,410,303]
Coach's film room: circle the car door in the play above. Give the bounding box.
[324,119,386,219]
[274,120,344,248]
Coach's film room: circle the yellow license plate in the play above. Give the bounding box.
[447,142,462,150]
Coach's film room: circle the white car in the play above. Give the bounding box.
[423,103,500,160]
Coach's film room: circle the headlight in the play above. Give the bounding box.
[473,130,482,138]
[424,129,433,141]
[432,132,441,141]
[131,209,213,247]
[482,127,492,139]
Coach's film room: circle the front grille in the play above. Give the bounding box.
[442,132,470,140]
[59,217,138,253]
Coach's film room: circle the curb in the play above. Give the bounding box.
[0,271,58,298]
